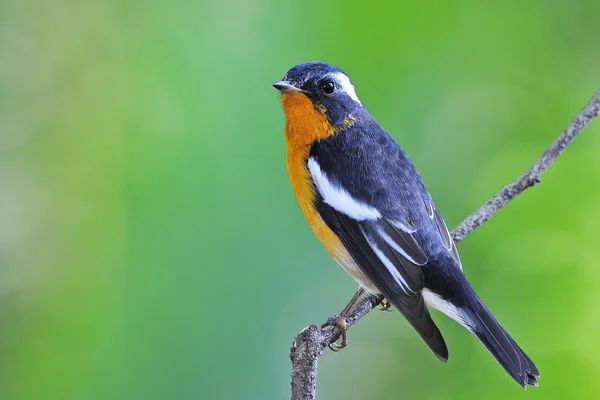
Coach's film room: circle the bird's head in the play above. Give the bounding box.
[274,62,363,146]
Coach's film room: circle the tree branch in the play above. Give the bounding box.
[290,90,600,400]
[451,90,600,242]
[289,294,383,400]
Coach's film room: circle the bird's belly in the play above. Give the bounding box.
[307,208,378,294]
[329,240,379,294]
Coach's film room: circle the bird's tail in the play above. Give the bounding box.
[464,299,540,388]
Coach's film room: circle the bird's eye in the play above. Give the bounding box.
[320,80,335,95]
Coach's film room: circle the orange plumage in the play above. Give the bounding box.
[282,92,373,290]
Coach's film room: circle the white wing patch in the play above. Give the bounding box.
[308,157,381,221]
[426,199,435,219]
[390,219,416,233]
[377,227,424,266]
[423,289,472,332]
[363,232,414,294]
[332,72,362,105]
[443,227,453,251]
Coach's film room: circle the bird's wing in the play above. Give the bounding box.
[308,156,448,361]
[423,193,462,269]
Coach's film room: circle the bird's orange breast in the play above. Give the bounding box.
[281,93,354,265]
[281,92,378,293]
[282,92,342,257]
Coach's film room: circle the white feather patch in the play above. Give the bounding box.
[423,289,472,332]
[390,219,416,233]
[377,228,423,266]
[426,200,435,219]
[308,157,381,221]
[363,232,413,294]
[332,72,362,105]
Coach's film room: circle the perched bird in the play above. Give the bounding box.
[274,61,539,387]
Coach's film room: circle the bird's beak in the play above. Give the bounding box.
[273,80,302,93]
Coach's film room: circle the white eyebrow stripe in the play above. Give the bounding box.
[308,157,380,221]
[332,72,362,105]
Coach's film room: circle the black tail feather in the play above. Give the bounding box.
[465,301,539,388]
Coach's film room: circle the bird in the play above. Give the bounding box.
[273,61,539,388]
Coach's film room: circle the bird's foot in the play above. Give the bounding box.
[322,315,348,352]
[377,299,394,312]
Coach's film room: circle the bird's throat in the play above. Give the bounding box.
[281,92,334,149]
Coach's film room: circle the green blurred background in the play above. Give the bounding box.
[1,0,599,399]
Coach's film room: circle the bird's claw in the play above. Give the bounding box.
[328,342,345,352]
[377,299,394,312]
[323,315,348,352]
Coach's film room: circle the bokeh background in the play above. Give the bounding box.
[1,0,600,399]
